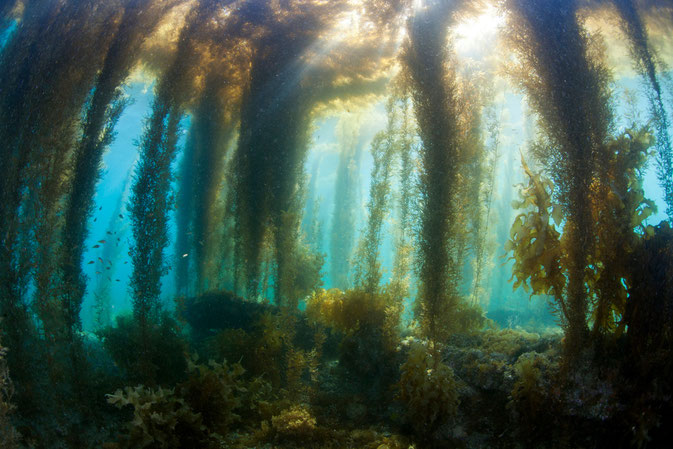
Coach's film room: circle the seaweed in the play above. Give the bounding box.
[231,0,334,304]
[0,1,672,447]
[231,0,397,305]
[330,120,363,290]
[402,0,464,342]
[0,0,122,426]
[353,97,399,294]
[389,87,416,306]
[129,0,222,384]
[613,0,673,220]
[60,0,174,340]
[174,73,234,295]
[505,0,614,359]
[398,342,459,441]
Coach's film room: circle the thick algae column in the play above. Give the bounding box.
[0,0,120,397]
[403,1,462,341]
[129,2,222,383]
[60,0,173,337]
[175,71,235,295]
[232,0,339,305]
[232,0,400,305]
[506,0,613,356]
[613,0,673,220]
[234,13,312,302]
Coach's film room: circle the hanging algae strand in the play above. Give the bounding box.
[403,0,465,342]
[505,0,613,359]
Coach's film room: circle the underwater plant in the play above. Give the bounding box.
[0,0,123,423]
[231,0,399,305]
[398,342,459,438]
[330,121,364,290]
[507,127,656,345]
[450,72,490,297]
[306,287,402,404]
[231,0,340,304]
[269,405,318,443]
[60,0,173,343]
[613,0,673,220]
[354,97,399,294]
[2,1,673,448]
[100,312,188,387]
[505,0,614,358]
[303,157,324,255]
[174,72,235,295]
[506,155,565,307]
[470,101,501,305]
[402,0,464,342]
[389,89,416,306]
[129,0,226,383]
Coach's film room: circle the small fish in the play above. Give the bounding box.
[99,206,102,211]
[95,271,102,275]
[98,239,106,244]
[119,214,123,219]
[182,253,188,258]
[106,267,111,270]
[107,231,112,235]
[115,279,120,282]
[123,261,128,264]
[93,244,100,248]
[98,257,103,263]
[94,218,97,222]
[88,261,94,264]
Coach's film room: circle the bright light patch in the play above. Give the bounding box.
[453,6,504,56]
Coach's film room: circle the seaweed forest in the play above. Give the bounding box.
[1,0,673,448]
